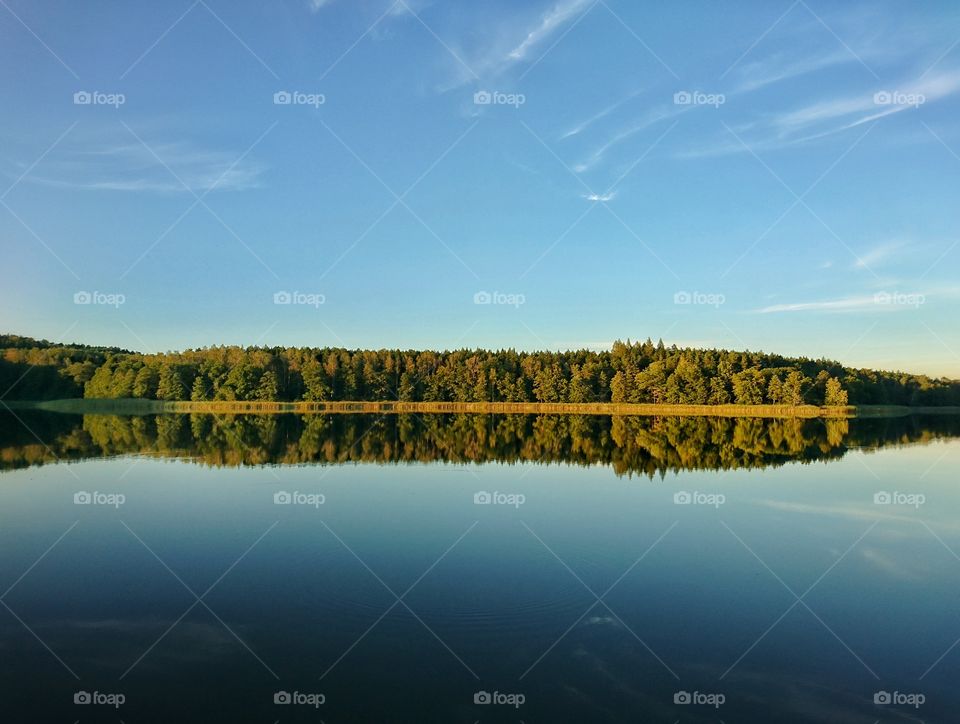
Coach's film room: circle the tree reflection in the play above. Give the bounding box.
[1,412,958,477]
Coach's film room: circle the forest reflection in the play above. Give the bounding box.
[2,412,959,477]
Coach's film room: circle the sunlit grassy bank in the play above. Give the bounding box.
[9,398,873,417]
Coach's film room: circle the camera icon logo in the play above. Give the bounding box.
[674,691,692,704]
[74,691,92,704]
[873,90,892,105]
[473,90,492,105]
[273,291,292,305]
[874,491,891,505]
[473,291,492,305]
[874,691,891,704]
[274,690,292,704]
[474,690,492,704]
[74,491,92,505]
[673,491,692,505]
[273,91,292,105]
[274,491,292,505]
[673,291,691,305]
[73,91,92,105]
[74,291,92,305]
[474,491,492,505]
[673,91,692,105]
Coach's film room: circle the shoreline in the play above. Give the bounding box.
[5,398,960,418]
[6,398,958,418]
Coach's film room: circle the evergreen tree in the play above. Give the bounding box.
[133,366,159,398]
[156,364,187,400]
[191,375,210,401]
[732,370,764,404]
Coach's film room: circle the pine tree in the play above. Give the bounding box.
[190,375,210,401]
[732,370,763,404]
[156,364,187,400]
[132,366,159,398]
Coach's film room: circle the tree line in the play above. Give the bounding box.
[2,334,959,406]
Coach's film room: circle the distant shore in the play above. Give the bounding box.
[7,398,959,418]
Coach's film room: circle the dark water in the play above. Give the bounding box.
[1,411,958,723]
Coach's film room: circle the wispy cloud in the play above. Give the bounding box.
[443,0,593,89]
[853,240,906,270]
[732,49,854,93]
[573,105,681,172]
[506,0,593,63]
[681,68,960,158]
[754,285,960,314]
[560,89,643,140]
[582,191,615,202]
[755,294,919,314]
[23,141,263,194]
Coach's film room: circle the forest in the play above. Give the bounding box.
[2,334,959,406]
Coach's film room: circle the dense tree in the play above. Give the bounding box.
[190,375,210,401]
[302,361,331,401]
[708,376,731,404]
[156,364,188,401]
[824,377,849,406]
[133,366,159,398]
[766,375,784,405]
[255,370,279,401]
[1,335,957,406]
[732,370,765,405]
[782,370,809,406]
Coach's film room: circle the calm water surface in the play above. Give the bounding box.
[1,412,958,723]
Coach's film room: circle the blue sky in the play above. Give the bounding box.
[1,0,959,376]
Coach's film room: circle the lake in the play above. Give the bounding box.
[1,411,958,722]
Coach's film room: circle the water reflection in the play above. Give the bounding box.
[1,411,959,722]
[2,411,959,475]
